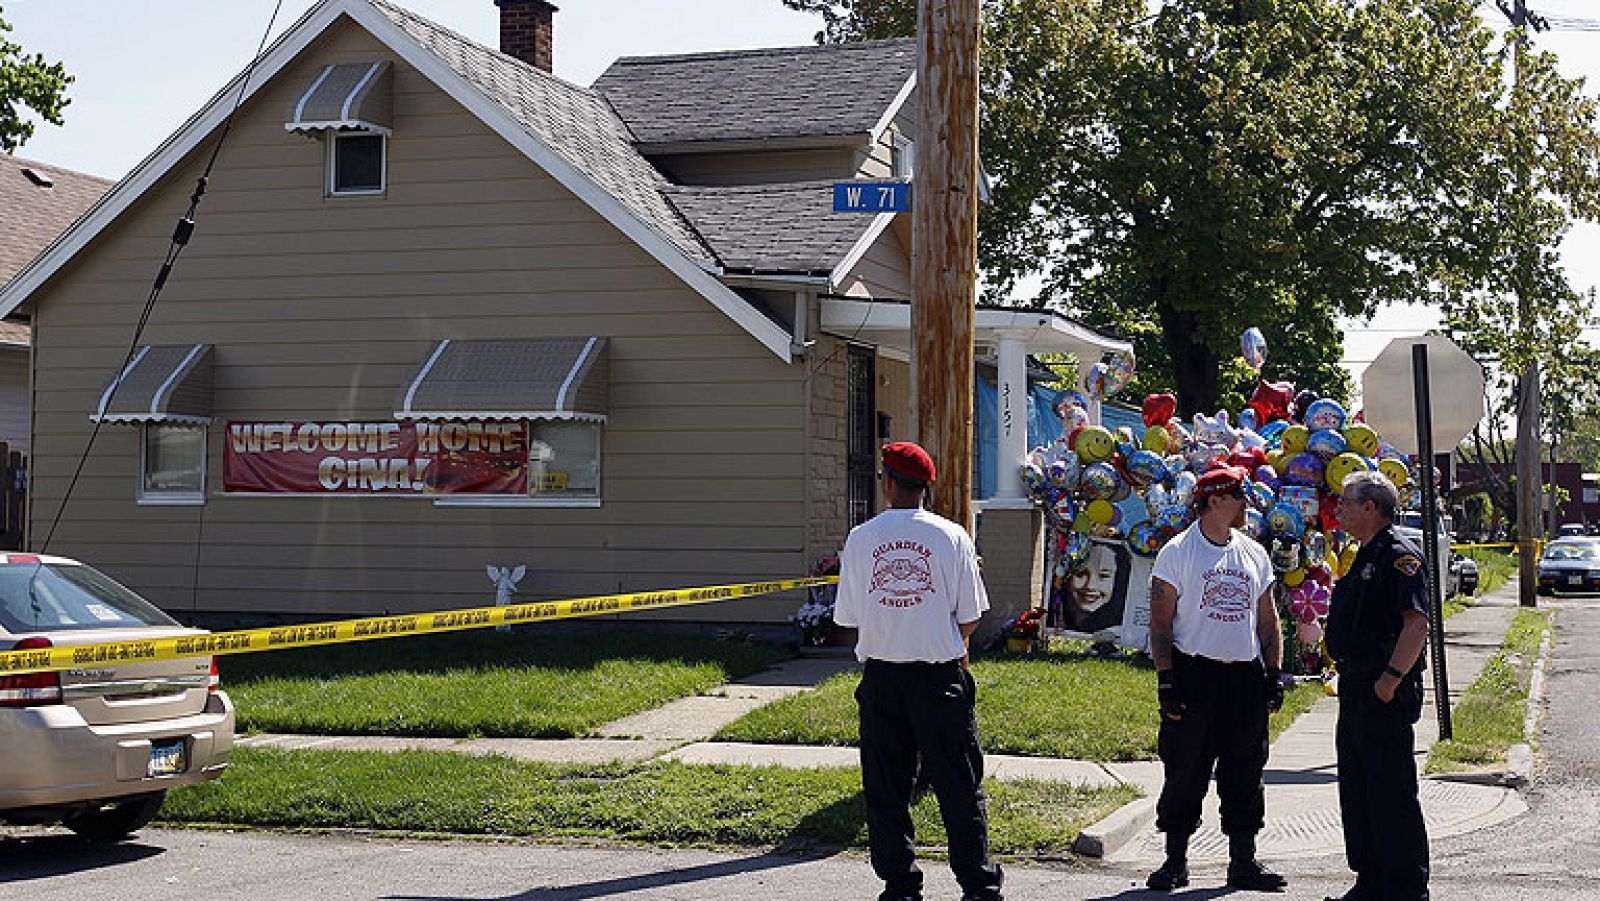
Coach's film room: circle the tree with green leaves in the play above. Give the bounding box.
[0,6,71,153]
[784,0,1600,419]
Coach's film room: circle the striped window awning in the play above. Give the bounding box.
[93,344,214,425]
[395,338,609,422]
[285,61,394,135]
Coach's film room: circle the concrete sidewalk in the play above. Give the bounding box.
[237,586,1536,865]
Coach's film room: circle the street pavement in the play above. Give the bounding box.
[3,583,1571,899]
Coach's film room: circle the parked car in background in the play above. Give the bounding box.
[0,554,233,839]
[1451,555,1479,596]
[1538,540,1600,596]
[1394,511,1457,598]
[1559,523,1588,538]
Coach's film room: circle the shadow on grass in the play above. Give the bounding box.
[222,629,785,684]
[0,834,165,881]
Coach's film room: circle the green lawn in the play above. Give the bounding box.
[1460,547,1517,595]
[162,746,1138,855]
[222,630,788,738]
[1428,608,1550,773]
[716,642,1324,761]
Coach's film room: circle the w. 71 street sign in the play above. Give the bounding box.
[833,181,911,213]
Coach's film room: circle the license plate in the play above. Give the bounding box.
[1569,575,1584,586]
[148,738,188,776]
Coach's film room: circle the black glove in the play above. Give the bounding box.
[1158,670,1183,720]
[1265,667,1285,713]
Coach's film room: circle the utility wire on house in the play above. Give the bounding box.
[40,1,287,554]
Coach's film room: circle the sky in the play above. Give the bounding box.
[5,0,1600,400]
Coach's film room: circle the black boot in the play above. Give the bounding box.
[1146,832,1190,892]
[1226,833,1287,892]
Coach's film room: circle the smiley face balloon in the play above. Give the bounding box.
[1343,423,1379,457]
[1075,425,1116,464]
[1325,452,1369,495]
[1378,456,1410,488]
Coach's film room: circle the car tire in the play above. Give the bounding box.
[62,791,166,841]
[1538,587,1554,597]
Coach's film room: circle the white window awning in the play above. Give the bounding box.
[92,344,214,425]
[285,61,394,135]
[395,338,609,422]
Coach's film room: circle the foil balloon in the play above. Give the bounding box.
[1247,479,1276,512]
[1155,504,1190,533]
[1145,483,1172,512]
[1248,380,1295,425]
[1344,423,1379,457]
[1302,529,1329,567]
[1253,464,1281,491]
[1047,458,1075,488]
[1104,352,1136,397]
[1084,362,1111,401]
[1075,426,1116,463]
[1143,425,1172,454]
[1292,390,1319,423]
[1066,532,1094,565]
[1257,419,1288,444]
[1239,406,1259,432]
[1085,498,1116,525]
[1125,449,1167,488]
[1111,479,1132,503]
[1281,452,1326,488]
[1142,392,1177,427]
[1236,427,1267,452]
[1021,462,1046,494]
[1296,620,1324,649]
[1325,452,1368,495]
[1244,507,1265,540]
[1050,493,1076,523]
[1062,403,1091,434]
[1280,424,1310,456]
[1304,398,1348,432]
[1283,567,1306,588]
[1270,536,1302,572]
[1241,326,1268,369]
[1172,471,1198,506]
[1188,443,1227,473]
[1127,521,1163,556]
[1306,429,1348,459]
[1192,410,1238,448]
[1268,501,1306,538]
[1378,456,1410,487]
[1079,462,1121,500]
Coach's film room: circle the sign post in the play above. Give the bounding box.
[1364,335,1486,741]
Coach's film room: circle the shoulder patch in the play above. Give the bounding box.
[1394,554,1423,577]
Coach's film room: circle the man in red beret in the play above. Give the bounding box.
[832,441,1003,901]
[1145,464,1287,893]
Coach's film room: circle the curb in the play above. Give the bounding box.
[1503,613,1554,788]
[1074,796,1154,858]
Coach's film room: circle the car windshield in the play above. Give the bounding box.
[0,562,178,633]
[1543,544,1598,561]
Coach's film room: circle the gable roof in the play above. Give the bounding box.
[0,0,793,359]
[0,154,113,290]
[593,38,917,150]
[665,181,892,277]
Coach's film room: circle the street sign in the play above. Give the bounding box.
[1362,334,1486,455]
[833,181,911,213]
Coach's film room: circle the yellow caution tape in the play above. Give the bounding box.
[0,575,841,676]
[1451,542,1520,550]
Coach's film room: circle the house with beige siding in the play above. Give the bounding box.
[0,0,1126,628]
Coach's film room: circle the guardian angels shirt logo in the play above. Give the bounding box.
[1198,566,1252,623]
[870,540,935,608]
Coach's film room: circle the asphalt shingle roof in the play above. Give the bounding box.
[593,39,916,147]
[368,0,712,264]
[664,181,884,274]
[0,155,113,290]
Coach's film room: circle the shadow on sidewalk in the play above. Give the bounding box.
[1084,888,1236,900]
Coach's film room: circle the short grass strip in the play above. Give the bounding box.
[717,643,1324,761]
[223,631,787,738]
[1460,547,1517,594]
[1427,608,1550,773]
[162,746,1139,855]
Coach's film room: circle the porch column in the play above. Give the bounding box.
[992,330,1030,506]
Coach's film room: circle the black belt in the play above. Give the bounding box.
[1174,649,1259,668]
[865,657,964,669]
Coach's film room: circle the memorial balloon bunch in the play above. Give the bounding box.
[1018,333,1423,673]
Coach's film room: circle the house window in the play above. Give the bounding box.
[528,421,601,499]
[892,133,915,180]
[141,425,206,504]
[328,132,385,195]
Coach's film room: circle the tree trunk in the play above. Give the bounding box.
[1156,299,1220,417]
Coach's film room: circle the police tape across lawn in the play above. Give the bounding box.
[0,576,840,676]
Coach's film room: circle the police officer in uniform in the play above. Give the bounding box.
[832,442,1004,901]
[1325,470,1432,901]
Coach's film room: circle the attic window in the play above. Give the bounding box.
[891,134,915,180]
[21,168,53,188]
[328,132,386,196]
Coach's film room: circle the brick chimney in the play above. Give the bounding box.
[495,0,557,73]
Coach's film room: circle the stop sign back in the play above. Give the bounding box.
[1361,335,1486,455]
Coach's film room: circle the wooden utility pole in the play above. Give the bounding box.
[912,0,981,531]
[1507,0,1542,607]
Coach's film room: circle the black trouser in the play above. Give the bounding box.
[1155,651,1269,842]
[1336,673,1430,900]
[856,658,1003,900]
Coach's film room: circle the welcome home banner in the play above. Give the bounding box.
[224,420,528,495]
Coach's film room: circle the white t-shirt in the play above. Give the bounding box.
[832,507,989,663]
[1150,522,1271,663]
